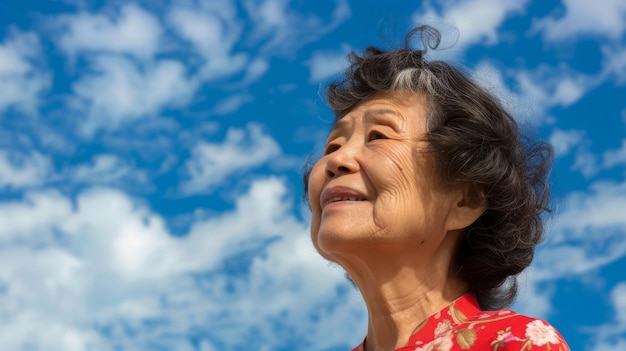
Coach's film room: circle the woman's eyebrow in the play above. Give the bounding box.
[330,117,352,133]
[364,108,404,130]
[363,108,403,120]
[330,108,403,132]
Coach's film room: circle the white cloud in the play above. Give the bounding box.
[69,154,147,185]
[181,123,281,194]
[473,60,598,124]
[529,178,626,282]
[0,178,363,350]
[0,248,102,351]
[249,0,288,31]
[553,179,626,242]
[593,339,626,351]
[168,4,238,55]
[179,123,282,195]
[239,58,269,85]
[479,57,617,168]
[56,4,162,59]
[532,0,626,42]
[588,282,626,351]
[168,3,247,80]
[0,190,72,243]
[601,45,626,85]
[0,30,50,114]
[211,94,254,115]
[308,44,351,82]
[0,150,53,189]
[546,129,602,178]
[517,178,626,320]
[603,140,626,169]
[0,32,34,75]
[515,64,595,111]
[613,282,626,324]
[513,272,555,319]
[243,0,351,54]
[71,55,196,136]
[571,148,599,178]
[54,2,264,136]
[549,129,585,157]
[549,131,626,178]
[413,0,529,48]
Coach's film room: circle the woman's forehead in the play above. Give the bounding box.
[331,94,428,130]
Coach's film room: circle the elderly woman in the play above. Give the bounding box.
[304,26,570,351]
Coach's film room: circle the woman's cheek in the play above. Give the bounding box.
[308,163,325,212]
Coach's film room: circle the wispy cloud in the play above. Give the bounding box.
[0,150,53,189]
[549,133,626,177]
[532,0,626,42]
[613,282,626,324]
[71,55,196,136]
[516,177,626,319]
[571,148,600,178]
[50,1,266,139]
[413,0,529,48]
[532,178,626,280]
[0,30,50,114]
[593,337,626,351]
[211,94,254,115]
[588,282,626,351]
[603,140,626,169]
[239,58,270,85]
[168,2,248,80]
[549,129,586,157]
[179,123,282,195]
[601,45,626,84]
[548,129,602,178]
[244,0,351,54]
[55,4,163,59]
[472,60,598,124]
[514,64,597,115]
[308,44,351,83]
[68,154,148,186]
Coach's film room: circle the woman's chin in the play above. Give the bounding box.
[315,229,381,260]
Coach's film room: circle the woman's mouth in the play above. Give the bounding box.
[323,196,366,208]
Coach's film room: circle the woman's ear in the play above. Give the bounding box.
[445,183,487,231]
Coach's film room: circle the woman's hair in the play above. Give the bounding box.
[304,25,552,310]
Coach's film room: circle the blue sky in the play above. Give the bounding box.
[0,0,625,350]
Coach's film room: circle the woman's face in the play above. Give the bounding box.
[308,94,465,262]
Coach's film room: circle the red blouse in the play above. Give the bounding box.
[352,293,570,351]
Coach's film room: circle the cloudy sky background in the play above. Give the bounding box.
[0,0,625,350]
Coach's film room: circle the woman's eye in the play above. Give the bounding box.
[368,132,387,141]
[324,143,341,154]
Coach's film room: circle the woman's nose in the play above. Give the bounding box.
[325,142,359,178]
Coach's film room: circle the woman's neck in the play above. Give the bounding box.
[360,265,467,351]
[335,240,468,351]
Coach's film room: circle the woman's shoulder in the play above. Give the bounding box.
[456,308,570,351]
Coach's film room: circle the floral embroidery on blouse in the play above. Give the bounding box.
[351,293,569,351]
